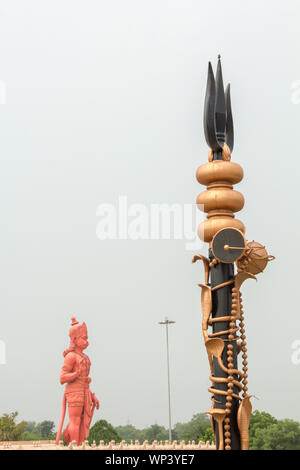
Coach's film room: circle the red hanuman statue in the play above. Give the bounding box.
[56,318,100,445]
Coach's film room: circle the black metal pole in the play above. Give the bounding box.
[209,250,240,449]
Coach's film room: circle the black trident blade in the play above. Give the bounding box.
[203,56,234,155]
[215,58,226,147]
[203,62,219,151]
[225,84,234,151]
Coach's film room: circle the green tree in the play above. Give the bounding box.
[201,426,214,444]
[144,424,168,443]
[173,413,210,442]
[0,412,26,441]
[249,410,277,449]
[22,431,40,440]
[116,424,145,443]
[249,410,277,444]
[88,420,121,445]
[23,421,36,434]
[251,419,300,450]
[35,420,55,438]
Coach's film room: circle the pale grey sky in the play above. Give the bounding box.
[0,0,299,430]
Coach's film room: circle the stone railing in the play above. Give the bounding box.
[0,439,215,450]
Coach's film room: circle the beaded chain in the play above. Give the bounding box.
[207,283,247,450]
[239,292,248,398]
[223,285,238,450]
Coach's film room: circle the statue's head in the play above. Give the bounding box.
[63,317,89,356]
[70,317,89,349]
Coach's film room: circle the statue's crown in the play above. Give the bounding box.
[69,317,87,338]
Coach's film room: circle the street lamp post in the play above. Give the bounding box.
[159,317,175,442]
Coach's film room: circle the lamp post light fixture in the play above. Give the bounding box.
[159,317,175,442]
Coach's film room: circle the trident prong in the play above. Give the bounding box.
[203,56,234,156]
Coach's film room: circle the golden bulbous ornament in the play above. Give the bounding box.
[196,159,245,242]
[198,215,245,243]
[196,160,244,186]
[196,185,245,213]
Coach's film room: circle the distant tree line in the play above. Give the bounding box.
[1,410,300,450]
[115,413,214,445]
[0,413,55,441]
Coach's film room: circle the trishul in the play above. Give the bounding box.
[193,57,274,450]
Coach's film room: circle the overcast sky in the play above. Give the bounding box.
[0,0,299,430]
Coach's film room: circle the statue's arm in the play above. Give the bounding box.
[60,354,79,384]
[91,392,100,409]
